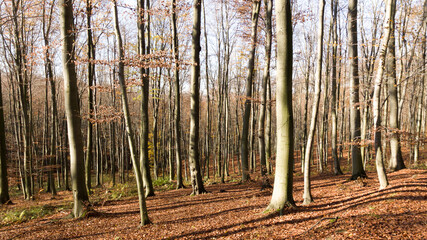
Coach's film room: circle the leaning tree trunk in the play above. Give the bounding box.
[138,0,155,197]
[60,0,89,217]
[302,0,325,205]
[171,0,184,188]
[188,0,207,195]
[267,0,295,211]
[371,0,395,190]
[0,73,10,204]
[240,0,260,182]
[348,0,366,180]
[112,0,150,225]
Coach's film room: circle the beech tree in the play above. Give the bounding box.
[302,0,325,205]
[43,0,57,196]
[414,0,427,164]
[258,0,273,179]
[85,0,95,193]
[267,0,295,211]
[171,0,184,188]
[112,0,150,225]
[188,0,206,195]
[11,0,33,200]
[240,0,260,182]
[348,0,366,180]
[386,0,405,171]
[0,0,426,225]
[60,0,89,217]
[372,0,395,190]
[138,0,155,197]
[331,0,343,175]
[0,72,10,204]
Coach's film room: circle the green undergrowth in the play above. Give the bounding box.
[411,162,427,170]
[0,203,72,226]
[89,182,139,205]
[153,177,175,191]
[90,177,176,205]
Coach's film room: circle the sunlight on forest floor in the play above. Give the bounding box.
[1,159,426,239]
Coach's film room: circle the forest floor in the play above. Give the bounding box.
[0,160,426,239]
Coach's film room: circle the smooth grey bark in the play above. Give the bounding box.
[414,0,427,164]
[301,34,312,174]
[348,0,366,180]
[372,0,394,190]
[303,0,325,205]
[258,0,272,178]
[267,0,295,211]
[240,0,260,182]
[171,0,184,188]
[249,83,256,172]
[12,0,32,200]
[202,0,210,179]
[138,0,155,197]
[331,0,343,175]
[168,70,175,181]
[112,0,150,225]
[95,99,101,187]
[85,0,94,193]
[221,0,232,182]
[360,4,379,167]
[0,73,10,204]
[215,5,223,180]
[152,66,162,180]
[188,0,207,195]
[386,0,405,171]
[60,0,89,217]
[43,0,57,196]
[265,74,272,174]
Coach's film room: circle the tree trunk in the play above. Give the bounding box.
[265,73,272,174]
[240,0,260,182]
[168,70,175,181]
[138,0,155,197]
[414,1,427,164]
[202,0,210,179]
[60,0,89,217]
[371,0,395,190]
[188,0,207,195]
[258,0,272,179]
[267,0,295,211]
[331,0,343,175]
[386,0,405,171]
[43,0,57,196]
[171,0,184,188]
[302,0,325,205]
[85,0,95,193]
[12,0,32,200]
[348,0,366,180]
[301,36,311,174]
[112,0,150,225]
[0,73,10,204]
